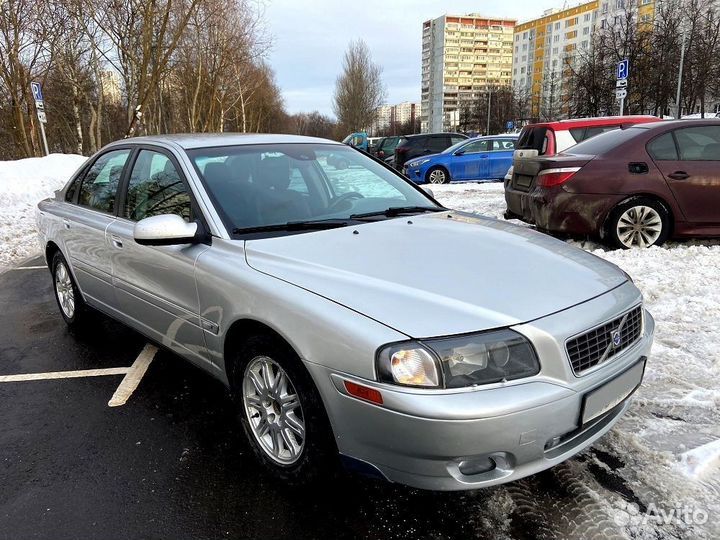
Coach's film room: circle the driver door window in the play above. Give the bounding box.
[124,150,191,221]
[459,140,489,154]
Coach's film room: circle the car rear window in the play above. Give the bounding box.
[563,127,645,155]
[517,127,549,153]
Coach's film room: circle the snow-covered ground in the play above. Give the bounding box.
[0,157,718,536]
[0,154,86,273]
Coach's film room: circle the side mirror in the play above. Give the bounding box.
[454,150,465,156]
[421,186,435,198]
[134,214,200,246]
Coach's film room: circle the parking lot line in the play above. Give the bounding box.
[0,367,130,383]
[10,265,47,270]
[108,343,158,407]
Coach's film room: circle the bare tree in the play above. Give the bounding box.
[332,39,386,132]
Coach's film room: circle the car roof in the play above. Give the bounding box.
[405,132,465,138]
[526,116,661,130]
[107,133,341,150]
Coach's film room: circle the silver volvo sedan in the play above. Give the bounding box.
[36,134,654,490]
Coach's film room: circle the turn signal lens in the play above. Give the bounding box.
[376,343,441,387]
[537,167,581,187]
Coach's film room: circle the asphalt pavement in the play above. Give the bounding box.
[0,256,670,540]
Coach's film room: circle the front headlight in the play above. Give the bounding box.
[376,329,539,389]
[415,159,431,167]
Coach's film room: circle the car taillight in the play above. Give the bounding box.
[396,147,407,154]
[537,167,581,187]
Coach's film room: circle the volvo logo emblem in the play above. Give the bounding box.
[611,330,622,348]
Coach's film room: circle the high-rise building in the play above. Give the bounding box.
[372,102,421,134]
[421,14,515,133]
[512,2,598,119]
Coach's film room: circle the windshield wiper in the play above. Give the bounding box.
[349,206,445,220]
[232,219,350,235]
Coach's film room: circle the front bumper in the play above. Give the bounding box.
[306,282,654,491]
[402,165,424,183]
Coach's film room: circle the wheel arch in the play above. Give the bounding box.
[223,318,310,393]
[425,164,450,184]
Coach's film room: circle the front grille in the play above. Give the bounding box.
[566,306,643,375]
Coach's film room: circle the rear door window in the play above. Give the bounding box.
[491,139,516,150]
[77,149,131,213]
[647,133,679,161]
[428,136,449,153]
[674,126,720,161]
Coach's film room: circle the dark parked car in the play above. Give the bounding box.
[510,120,720,248]
[394,133,468,170]
[374,135,404,160]
[505,116,662,221]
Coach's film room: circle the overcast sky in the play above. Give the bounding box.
[264,0,546,117]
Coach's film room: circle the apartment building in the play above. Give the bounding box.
[421,14,515,132]
[372,102,421,134]
[512,2,598,119]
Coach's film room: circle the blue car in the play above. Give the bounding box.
[403,135,518,184]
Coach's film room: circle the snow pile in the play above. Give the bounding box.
[0,153,86,272]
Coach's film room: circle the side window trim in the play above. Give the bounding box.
[75,146,133,215]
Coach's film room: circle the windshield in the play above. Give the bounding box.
[187,143,439,235]
[442,138,475,154]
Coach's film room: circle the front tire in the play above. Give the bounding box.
[232,334,337,483]
[606,197,670,249]
[51,251,89,327]
[427,166,449,184]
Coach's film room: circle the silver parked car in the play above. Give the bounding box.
[36,134,654,491]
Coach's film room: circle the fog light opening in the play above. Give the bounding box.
[544,436,563,451]
[458,457,496,476]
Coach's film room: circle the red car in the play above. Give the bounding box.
[509,120,720,248]
[505,116,662,221]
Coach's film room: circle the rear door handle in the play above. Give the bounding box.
[111,236,123,249]
[668,171,689,180]
[63,219,71,229]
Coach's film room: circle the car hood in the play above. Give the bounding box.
[244,212,627,338]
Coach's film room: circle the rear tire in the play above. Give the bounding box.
[231,333,337,484]
[51,251,89,328]
[606,197,670,249]
[427,166,449,184]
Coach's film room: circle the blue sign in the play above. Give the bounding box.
[31,81,44,102]
[617,59,629,80]
[506,121,515,130]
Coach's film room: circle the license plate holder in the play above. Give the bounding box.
[581,358,646,425]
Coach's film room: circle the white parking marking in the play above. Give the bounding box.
[10,265,47,271]
[0,367,130,383]
[108,344,158,407]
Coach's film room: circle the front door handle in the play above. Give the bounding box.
[111,236,123,249]
[63,219,71,229]
[668,171,689,180]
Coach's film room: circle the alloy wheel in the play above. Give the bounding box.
[616,205,663,248]
[428,169,446,184]
[55,261,75,319]
[242,356,305,465]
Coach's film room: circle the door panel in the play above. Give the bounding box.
[62,148,131,307]
[653,126,720,224]
[450,140,489,180]
[109,148,210,365]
